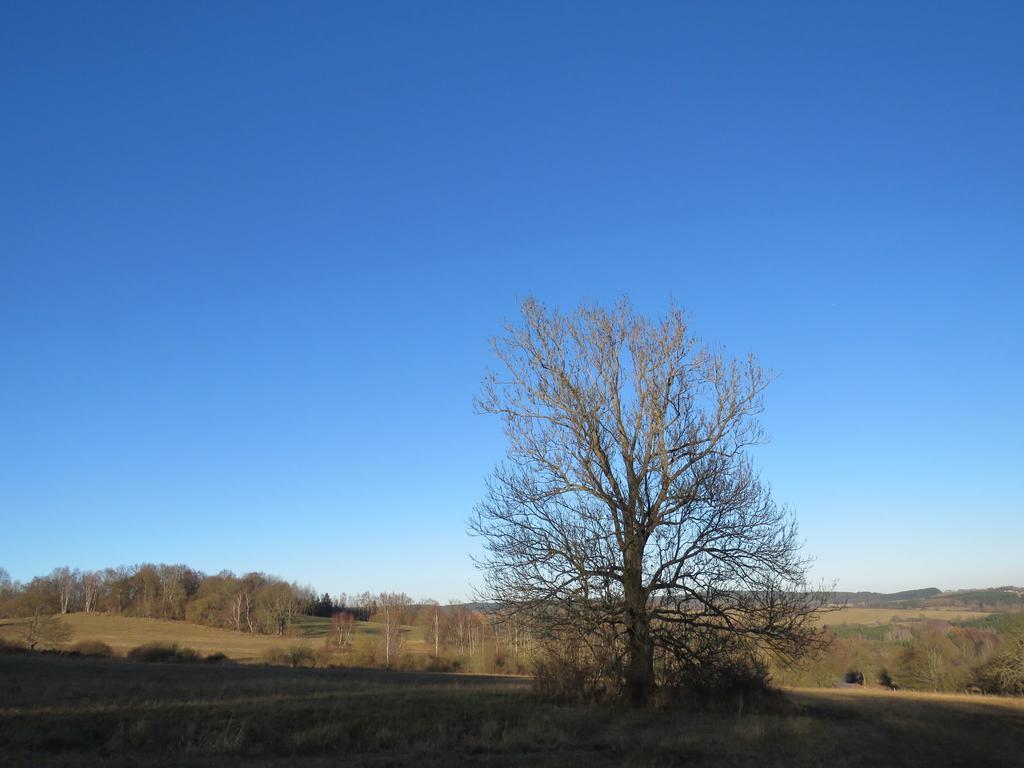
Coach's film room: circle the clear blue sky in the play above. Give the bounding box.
[2,2,1021,598]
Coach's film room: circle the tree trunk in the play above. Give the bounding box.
[624,569,655,706]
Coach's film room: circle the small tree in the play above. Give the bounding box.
[984,630,1024,695]
[50,566,79,615]
[416,600,444,657]
[22,607,74,650]
[81,570,103,614]
[331,611,357,652]
[375,592,411,668]
[897,627,969,692]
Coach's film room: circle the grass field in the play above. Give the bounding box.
[0,608,993,667]
[0,653,1021,767]
[0,614,414,662]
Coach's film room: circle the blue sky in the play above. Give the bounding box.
[2,2,1021,598]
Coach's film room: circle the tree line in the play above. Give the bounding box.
[0,564,324,635]
[774,613,1024,697]
[0,565,534,674]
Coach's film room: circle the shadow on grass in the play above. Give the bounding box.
[1,655,1021,767]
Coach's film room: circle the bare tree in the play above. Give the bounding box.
[471,298,826,705]
[22,605,74,650]
[0,567,13,598]
[417,600,443,657]
[330,610,357,651]
[50,567,79,615]
[375,592,411,668]
[103,566,137,614]
[158,564,199,620]
[81,571,102,613]
[259,580,299,636]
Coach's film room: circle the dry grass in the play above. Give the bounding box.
[0,653,1021,767]
[817,607,992,626]
[0,614,410,662]
[0,607,990,665]
[789,685,1024,712]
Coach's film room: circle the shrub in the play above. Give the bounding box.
[0,637,27,655]
[422,655,454,673]
[878,668,897,689]
[69,640,114,658]
[349,636,378,667]
[311,648,334,668]
[22,611,74,650]
[205,651,230,664]
[261,647,289,666]
[262,645,316,667]
[897,630,970,692]
[288,645,316,667]
[532,642,610,703]
[980,631,1024,695]
[128,642,200,663]
[669,656,774,706]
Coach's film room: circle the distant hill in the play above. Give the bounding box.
[926,588,1024,610]
[829,588,943,607]
[830,587,1024,610]
[467,588,1024,613]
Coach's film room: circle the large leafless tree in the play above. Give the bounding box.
[472,298,825,705]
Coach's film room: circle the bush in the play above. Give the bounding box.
[980,632,1024,695]
[897,631,970,692]
[262,644,317,667]
[349,637,378,667]
[660,654,780,713]
[532,643,610,703]
[0,637,27,655]
[878,668,897,689]
[311,648,334,668]
[261,647,289,666]
[69,640,114,658]
[205,651,230,664]
[128,642,200,663]
[22,611,74,650]
[423,655,458,673]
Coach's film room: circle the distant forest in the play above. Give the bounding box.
[830,587,1024,611]
[0,563,528,673]
[0,563,452,633]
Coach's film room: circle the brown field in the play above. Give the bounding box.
[1,652,1022,767]
[817,606,991,625]
[786,685,1024,713]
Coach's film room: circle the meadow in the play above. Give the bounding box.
[0,607,989,667]
[1,652,1022,767]
[2,607,1021,765]
[818,607,992,626]
[0,613,385,663]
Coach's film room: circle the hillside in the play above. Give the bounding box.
[830,587,944,606]
[0,613,425,663]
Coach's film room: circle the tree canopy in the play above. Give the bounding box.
[472,298,826,704]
